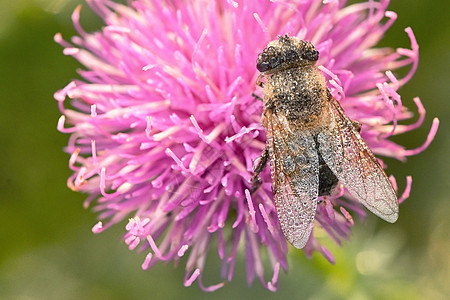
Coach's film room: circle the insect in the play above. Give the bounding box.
[252,35,399,249]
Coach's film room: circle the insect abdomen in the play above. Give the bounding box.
[318,152,338,196]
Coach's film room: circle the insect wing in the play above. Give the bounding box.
[317,97,399,223]
[265,112,319,249]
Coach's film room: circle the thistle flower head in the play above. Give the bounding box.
[55,0,438,291]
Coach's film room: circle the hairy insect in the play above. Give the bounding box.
[253,35,399,249]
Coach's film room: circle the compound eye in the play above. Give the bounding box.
[257,61,270,72]
[268,56,281,69]
[257,55,281,72]
[301,49,319,61]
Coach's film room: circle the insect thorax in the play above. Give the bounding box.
[263,65,328,126]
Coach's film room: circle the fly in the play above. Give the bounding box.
[252,35,399,249]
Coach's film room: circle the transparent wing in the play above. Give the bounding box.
[265,111,319,249]
[317,97,398,223]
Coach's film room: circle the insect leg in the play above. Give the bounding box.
[252,93,263,101]
[256,74,264,87]
[352,120,362,132]
[251,147,269,193]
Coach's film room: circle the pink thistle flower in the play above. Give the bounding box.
[55,0,438,291]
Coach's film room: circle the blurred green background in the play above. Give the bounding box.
[0,0,448,299]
